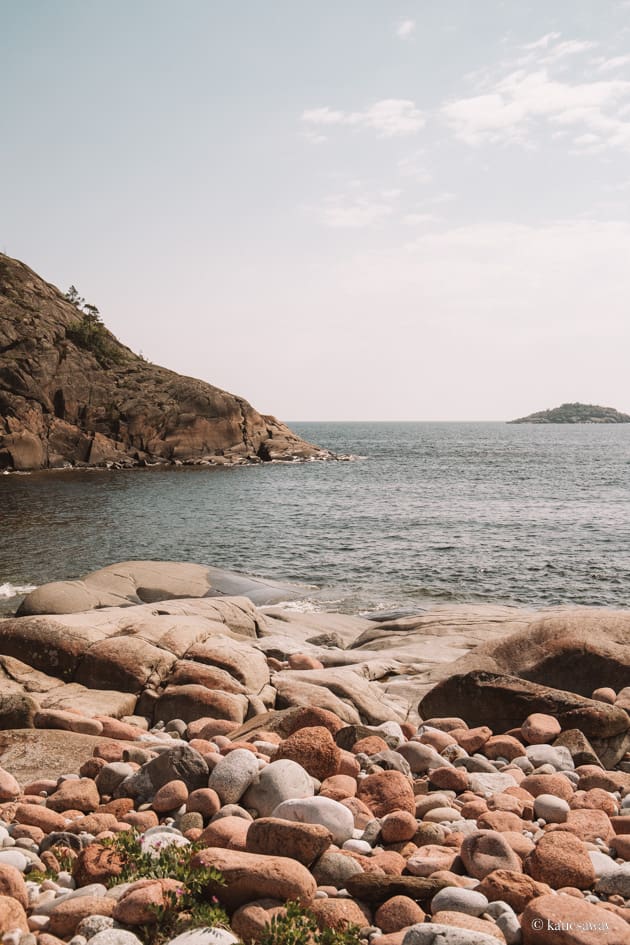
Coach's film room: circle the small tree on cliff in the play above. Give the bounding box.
[64,286,123,366]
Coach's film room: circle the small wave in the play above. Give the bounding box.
[272,598,322,612]
[0,582,37,599]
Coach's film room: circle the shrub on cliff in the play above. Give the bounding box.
[64,285,127,367]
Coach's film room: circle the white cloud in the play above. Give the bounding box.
[442,67,630,149]
[312,187,401,228]
[544,39,597,62]
[396,19,415,40]
[522,32,562,50]
[302,99,425,137]
[594,54,630,72]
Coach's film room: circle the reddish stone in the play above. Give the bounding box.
[287,707,345,736]
[522,893,629,944]
[95,717,144,741]
[122,810,159,830]
[92,741,126,762]
[460,830,523,879]
[275,726,341,781]
[381,811,418,844]
[14,802,66,833]
[570,788,618,817]
[0,895,28,934]
[152,779,189,813]
[477,811,525,833]
[358,771,415,818]
[477,869,553,912]
[429,767,469,793]
[352,736,391,755]
[198,815,250,851]
[186,787,221,820]
[66,813,118,834]
[520,775,575,802]
[0,866,28,909]
[48,896,116,937]
[525,832,595,890]
[246,817,332,865]
[341,796,375,829]
[191,847,317,910]
[113,878,183,925]
[320,774,357,801]
[310,898,371,930]
[419,729,456,752]
[452,726,491,753]
[521,713,562,745]
[72,842,124,887]
[484,735,527,760]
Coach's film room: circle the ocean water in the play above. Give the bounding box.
[1,422,630,615]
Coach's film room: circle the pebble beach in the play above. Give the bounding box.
[0,564,629,945]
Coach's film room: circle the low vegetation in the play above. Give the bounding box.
[260,901,363,945]
[64,285,128,367]
[102,832,229,945]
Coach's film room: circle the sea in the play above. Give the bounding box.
[1,422,630,616]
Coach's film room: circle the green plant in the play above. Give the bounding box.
[102,832,229,945]
[64,284,127,367]
[260,901,363,945]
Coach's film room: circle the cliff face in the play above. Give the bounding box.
[0,254,331,470]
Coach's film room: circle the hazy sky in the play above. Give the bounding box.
[3,1,630,420]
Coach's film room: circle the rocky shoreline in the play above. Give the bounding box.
[0,563,629,945]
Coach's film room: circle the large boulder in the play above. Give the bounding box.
[445,609,630,696]
[190,847,317,911]
[420,672,630,766]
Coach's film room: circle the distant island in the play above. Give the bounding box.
[510,402,630,424]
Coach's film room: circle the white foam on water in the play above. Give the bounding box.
[0,583,37,599]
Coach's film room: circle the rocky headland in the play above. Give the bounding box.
[0,562,629,945]
[0,255,332,471]
[510,403,630,424]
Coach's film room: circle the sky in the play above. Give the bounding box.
[3,1,630,420]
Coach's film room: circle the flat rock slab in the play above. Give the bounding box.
[17,561,307,616]
[0,729,126,783]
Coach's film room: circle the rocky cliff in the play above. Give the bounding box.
[0,254,332,470]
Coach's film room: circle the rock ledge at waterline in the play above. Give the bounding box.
[0,254,333,471]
